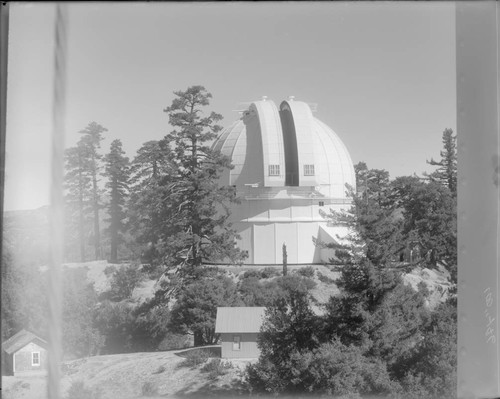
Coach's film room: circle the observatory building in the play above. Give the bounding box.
[213,97,356,265]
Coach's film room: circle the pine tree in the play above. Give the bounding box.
[128,140,172,267]
[393,177,457,274]
[104,139,130,263]
[64,140,92,262]
[155,86,245,277]
[426,128,457,195]
[322,163,404,267]
[323,260,429,373]
[79,122,107,260]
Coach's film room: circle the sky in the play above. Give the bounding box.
[4,2,456,211]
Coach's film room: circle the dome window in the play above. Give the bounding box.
[268,165,280,176]
[304,164,315,176]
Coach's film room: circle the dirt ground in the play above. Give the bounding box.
[1,347,253,399]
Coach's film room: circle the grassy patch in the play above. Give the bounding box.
[65,380,101,399]
[141,381,158,397]
[178,349,211,368]
[201,358,234,380]
[152,365,166,374]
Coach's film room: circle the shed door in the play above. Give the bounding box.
[233,335,241,351]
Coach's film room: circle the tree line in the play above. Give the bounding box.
[63,86,245,272]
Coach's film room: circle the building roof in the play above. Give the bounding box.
[212,97,356,198]
[215,307,266,333]
[2,329,47,354]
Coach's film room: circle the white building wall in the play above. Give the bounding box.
[253,224,276,264]
[231,195,352,265]
[275,223,298,264]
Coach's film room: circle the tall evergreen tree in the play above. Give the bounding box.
[79,122,107,260]
[322,163,404,267]
[105,139,130,263]
[426,128,457,195]
[64,140,92,262]
[155,86,245,278]
[392,177,457,274]
[128,140,172,267]
[323,260,429,372]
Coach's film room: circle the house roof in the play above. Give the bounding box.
[2,329,47,354]
[215,307,266,333]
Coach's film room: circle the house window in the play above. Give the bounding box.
[32,352,40,366]
[304,164,315,176]
[268,165,280,176]
[232,335,241,351]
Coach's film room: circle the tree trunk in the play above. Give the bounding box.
[193,331,203,347]
[77,152,85,262]
[109,180,118,263]
[91,152,101,260]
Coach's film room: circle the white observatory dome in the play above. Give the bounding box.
[213,98,355,197]
[212,98,356,265]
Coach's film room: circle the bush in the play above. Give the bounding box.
[238,277,280,307]
[242,267,281,280]
[242,269,261,279]
[169,274,242,346]
[246,341,397,396]
[317,271,335,284]
[141,381,158,397]
[65,381,100,399]
[277,274,316,292]
[178,349,210,368]
[260,267,281,279]
[295,266,315,278]
[201,358,233,380]
[105,264,144,301]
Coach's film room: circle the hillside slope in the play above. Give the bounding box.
[2,347,251,399]
[61,261,450,310]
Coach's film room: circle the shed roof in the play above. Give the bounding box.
[2,329,47,354]
[215,307,266,333]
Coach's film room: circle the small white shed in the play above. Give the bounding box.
[215,307,266,359]
[2,329,48,376]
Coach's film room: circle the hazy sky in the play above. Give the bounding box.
[5,2,456,211]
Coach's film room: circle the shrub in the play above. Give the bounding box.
[238,277,280,306]
[242,269,261,279]
[141,381,158,397]
[178,349,210,368]
[295,266,315,278]
[106,264,144,301]
[260,267,281,279]
[247,341,397,396]
[417,280,430,298]
[201,358,233,380]
[317,271,335,284]
[169,274,242,346]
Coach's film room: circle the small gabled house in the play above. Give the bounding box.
[215,307,266,359]
[2,329,48,376]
